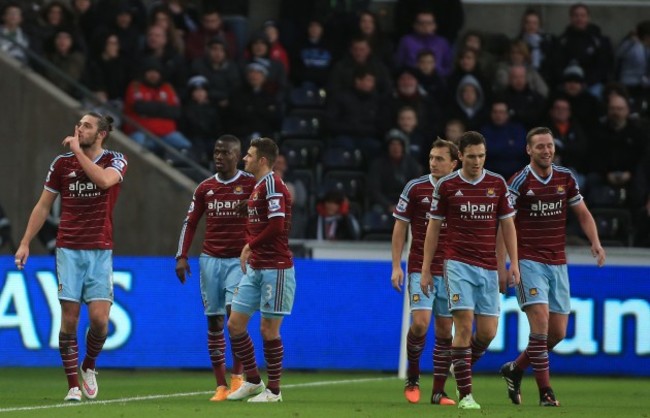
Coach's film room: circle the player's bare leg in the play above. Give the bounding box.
[547,312,568,351]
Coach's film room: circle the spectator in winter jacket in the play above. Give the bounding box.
[394,11,452,77]
[226,62,283,140]
[190,35,241,108]
[554,3,613,97]
[123,58,192,153]
[180,75,223,167]
[291,18,333,88]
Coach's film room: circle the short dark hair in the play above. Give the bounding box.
[215,134,241,147]
[458,131,486,153]
[526,126,553,145]
[522,8,542,25]
[491,97,509,110]
[416,49,435,60]
[431,138,459,163]
[214,134,241,151]
[85,112,114,143]
[250,137,278,167]
[569,3,589,15]
[638,20,650,39]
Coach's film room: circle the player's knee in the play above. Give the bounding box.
[475,329,496,344]
[227,319,245,336]
[434,319,453,339]
[410,317,430,336]
[207,315,225,331]
[259,323,280,340]
[88,316,109,334]
[453,324,473,342]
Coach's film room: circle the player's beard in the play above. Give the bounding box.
[535,155,552,169]
[80,133,99,149]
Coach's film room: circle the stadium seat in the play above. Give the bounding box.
[587,185,628,209]
[321,170,367,206]
[321,148,364,172]
[280,114,322,139]
[288,84,326,109]
[590,208,634,247]
[287,168,316,215]
[361,210,395,241]
[280,139,325,169]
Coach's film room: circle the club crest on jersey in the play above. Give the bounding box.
[251,192,259,200]
[486,188,496,197]
[412,294,420,303]
[396,198,407,212]
[530,288,538,296]
[557,185,565,194]
[234,185,244,194]
[451,294,460,303]
[268,198,281,212]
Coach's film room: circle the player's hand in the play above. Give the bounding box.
[62,126,82,153]
[391,267,404,292]
[175,258,190,283]
[498,268,509,294]
[14,244,29,270]
[420,269,433,297]
[240,244,251,273]
[592,244,606,267]
[508,263,520,287]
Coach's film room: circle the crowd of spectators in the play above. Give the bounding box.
[0,0,649,245]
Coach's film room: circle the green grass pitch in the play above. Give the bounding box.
[0,368,648,417]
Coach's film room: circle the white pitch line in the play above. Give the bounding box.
[0,376,395,413]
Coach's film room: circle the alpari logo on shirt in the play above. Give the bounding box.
[530,200,563,217]
[459,201,496,220]
[68,180,100,196]
[207,199,243,213]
